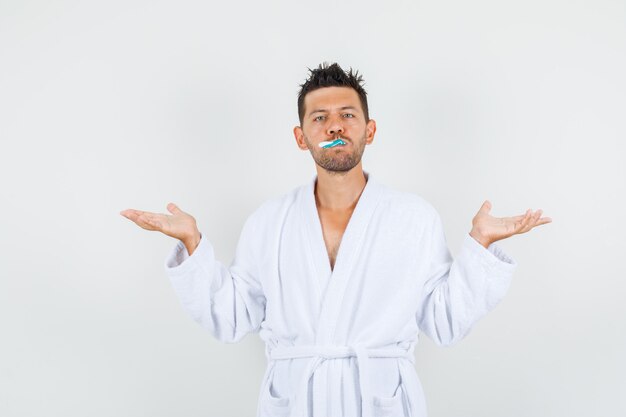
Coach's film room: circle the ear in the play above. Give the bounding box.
[293,126,309,150]
[365,119,376,145]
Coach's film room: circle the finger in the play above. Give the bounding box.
[146,218,162,229]
[120,209,147,221]
[477,200,492,216]
[532,216,552,227]
[141,212,163,226]
[518,209,530,225]
[517,209,532,232]
[524,209,542,231]
[529,209,543,228]
[534,218,552,227]
[499,208,537,223]
[506,214,528,222]
[137,214,161,230]
[167,202,183,215]
[120,209,136,217]
[525,209,539,230]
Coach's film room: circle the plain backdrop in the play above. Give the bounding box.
[1,0,625,416]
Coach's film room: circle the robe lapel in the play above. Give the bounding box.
[301,170,384,345]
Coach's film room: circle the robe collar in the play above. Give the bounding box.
[300,169,385,344]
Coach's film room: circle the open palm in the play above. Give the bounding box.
[119,203,198,241]
[471,200,552,246]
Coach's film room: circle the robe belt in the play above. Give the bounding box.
[268,344,416,417]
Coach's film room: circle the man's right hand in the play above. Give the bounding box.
[120,203,201,255]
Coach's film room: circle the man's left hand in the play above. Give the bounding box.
[469,200,552,248]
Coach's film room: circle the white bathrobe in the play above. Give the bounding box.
[164,170,517,417]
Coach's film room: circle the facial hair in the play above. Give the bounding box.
[303,133,367,174]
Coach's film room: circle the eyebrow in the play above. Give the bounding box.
[308,106,358,117]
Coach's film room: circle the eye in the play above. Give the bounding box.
[343,113,354,118]
[314,115,325,122]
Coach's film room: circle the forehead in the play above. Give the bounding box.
[304,86,362,113]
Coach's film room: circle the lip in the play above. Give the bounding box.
[322,137,350,147]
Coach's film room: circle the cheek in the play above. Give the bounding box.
[305,127,324,137]
[346,119,363,128]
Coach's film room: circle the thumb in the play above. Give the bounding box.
[477,200,492,215]
[167,202,183,215]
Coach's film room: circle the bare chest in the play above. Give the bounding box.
[317,208,354,272]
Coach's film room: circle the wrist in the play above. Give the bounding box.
[469,229,492,249]
[182,231,201,255]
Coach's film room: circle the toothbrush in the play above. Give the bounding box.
[319,138,346,148]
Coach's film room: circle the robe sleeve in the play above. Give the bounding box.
[416,209,517,347]
[163,214,266,344]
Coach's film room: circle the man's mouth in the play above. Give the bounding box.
[319,137,348,148]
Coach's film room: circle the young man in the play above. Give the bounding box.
[120,62,551,417]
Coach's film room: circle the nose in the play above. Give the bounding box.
[326,115,344,137]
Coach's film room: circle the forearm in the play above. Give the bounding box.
[418,233,517,346]
[164,222,266,344]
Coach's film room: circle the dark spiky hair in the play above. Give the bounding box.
[297,62,369,126]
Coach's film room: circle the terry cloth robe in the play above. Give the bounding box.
[164,170,517,417]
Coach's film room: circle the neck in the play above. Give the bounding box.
[314,164,368,211]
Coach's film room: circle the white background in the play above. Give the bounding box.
[1,0,625,416]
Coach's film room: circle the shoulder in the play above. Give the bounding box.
[375,181,439,221]
[244,183,303,228]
